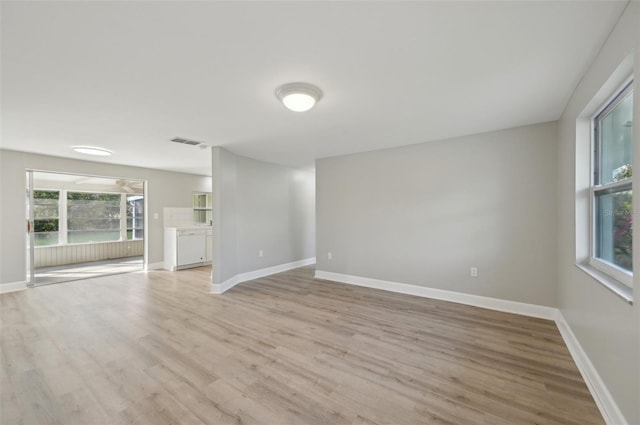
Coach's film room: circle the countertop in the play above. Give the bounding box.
[165,225,212,231]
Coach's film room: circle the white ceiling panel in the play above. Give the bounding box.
[0,1,628,175]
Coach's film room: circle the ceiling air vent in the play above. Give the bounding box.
[170,137,202,146]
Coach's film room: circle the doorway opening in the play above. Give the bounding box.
[26,170,146,286]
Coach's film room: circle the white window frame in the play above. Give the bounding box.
[589,78,634,289]
[126,195,145,240]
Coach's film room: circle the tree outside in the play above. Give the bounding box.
[611,165,633,270]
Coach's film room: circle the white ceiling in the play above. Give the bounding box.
[0,1,628,176]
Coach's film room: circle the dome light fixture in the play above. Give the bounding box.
[72,145,113,156]
[276,82,322,112]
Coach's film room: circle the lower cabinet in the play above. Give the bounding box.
[205,233,213,262]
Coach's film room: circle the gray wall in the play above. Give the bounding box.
[0,149,211,285]
[212,147,315,285]
[212,147,238,284]
[556,2,639,424]
[316,121,558,306]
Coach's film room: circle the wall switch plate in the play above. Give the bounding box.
[470,267,478,277]
[328,252,333,260]
[153,212,159,219]
[259,250,264,257]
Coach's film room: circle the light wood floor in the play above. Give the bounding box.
[1,266,603,425]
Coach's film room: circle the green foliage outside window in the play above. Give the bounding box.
[611,164,633,270]
[33,190,59,245]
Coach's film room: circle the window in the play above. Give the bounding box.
[31,183,145,247]
[67,192,121,244]
[591,80,633,287]
[126,195,144,240]
[33,190,59,246]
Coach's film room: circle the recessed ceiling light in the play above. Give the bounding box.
[276,82,322,112]
[72,146,113,156]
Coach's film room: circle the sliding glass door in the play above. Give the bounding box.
[25,170,146,286]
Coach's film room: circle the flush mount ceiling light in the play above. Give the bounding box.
[276,82,322,112]
[72,146,112,156]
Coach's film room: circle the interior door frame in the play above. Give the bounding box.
[25,169,147,286]
[26,170,35,287]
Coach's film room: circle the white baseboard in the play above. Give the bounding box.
[0,281,28,294]
[211,257,316,295]
[145,262,164,271]
[314,270,557,320]
[211,275,239,295]
[555,311,628,425]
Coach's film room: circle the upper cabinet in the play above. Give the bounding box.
[193,192,212,225]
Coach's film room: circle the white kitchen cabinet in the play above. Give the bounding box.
[164,227,213,271]
[193,192,212,225]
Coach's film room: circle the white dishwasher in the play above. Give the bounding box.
[164,227,212,271]
[176,230,206,267]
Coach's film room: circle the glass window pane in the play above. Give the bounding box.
[34,202,59,219]
[33,190,59,200]
[35,232,59,246]
[33,191,59,220]
[32,191,60,245]
[597,91,633,185]
[595,188,632,271]
[68,231,120,244]
[34,218,59,233]
[67,192,122,244]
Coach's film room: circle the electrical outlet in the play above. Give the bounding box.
[470,267,478,277]
[328,252,333,260]
[153,212,159,220]
[259,250,264,257]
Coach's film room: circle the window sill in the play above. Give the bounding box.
[575,264,633,304]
